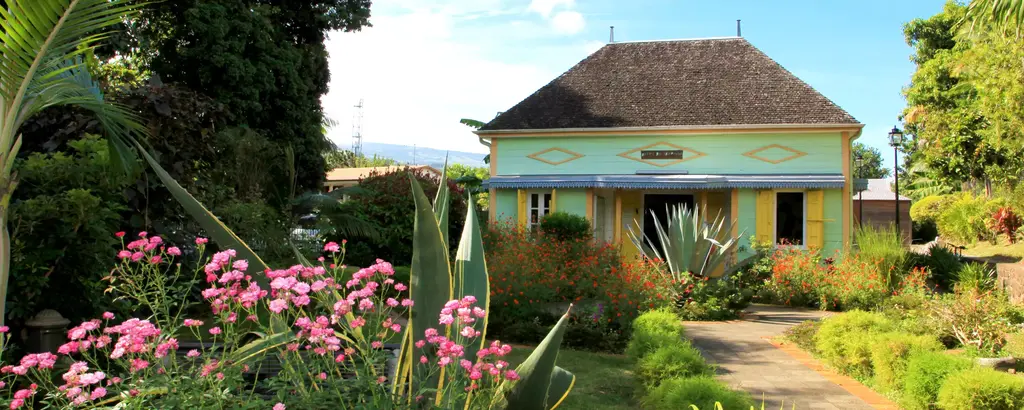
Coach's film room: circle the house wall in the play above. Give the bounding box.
[495,132,843,175]
[555,189,588,216]
[494,189,518,223]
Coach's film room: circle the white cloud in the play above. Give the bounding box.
[551,11,585,35]
[527,0,574,18]
[322,7,558,154]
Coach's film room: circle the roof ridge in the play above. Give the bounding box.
[610,36,743,45]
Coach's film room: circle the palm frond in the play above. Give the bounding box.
[964,0,1024,35]
[459,118,485,129]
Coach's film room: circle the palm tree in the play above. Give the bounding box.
[0,0,149,325]
[965,0,1024,34]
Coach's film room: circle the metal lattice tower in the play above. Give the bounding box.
[352,99,364,156]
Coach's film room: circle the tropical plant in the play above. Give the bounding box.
[630,205,739,280]
[965,0,1024,34]
[0,0,151,325]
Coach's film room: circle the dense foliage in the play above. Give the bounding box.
[7,137,129,322]
[853,142,891,179]
[341,167,467,267]
[539,212,592,241]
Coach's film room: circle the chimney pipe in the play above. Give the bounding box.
[736,19,741,37]
[609,26,615,43]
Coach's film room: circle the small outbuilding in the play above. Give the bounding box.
[853,179,911,242]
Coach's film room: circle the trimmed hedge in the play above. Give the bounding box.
[869,332,943,393]
[642,376,754,410]
[901,351,974,410]
[814,311,894,378]
[626,308,685,360]
[936,367,1024,410]
[635,342,710,388]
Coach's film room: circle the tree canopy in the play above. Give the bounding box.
[853,143,891,179]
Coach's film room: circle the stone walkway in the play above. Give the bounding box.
[683,305,877,410]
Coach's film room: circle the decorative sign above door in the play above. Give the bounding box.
[640,150,684,160]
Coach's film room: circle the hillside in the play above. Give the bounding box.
[361,142,486,168]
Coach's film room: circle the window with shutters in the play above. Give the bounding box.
[775,192,806,246]
[529,192,552,230]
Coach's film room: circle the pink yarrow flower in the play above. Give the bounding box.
[324,242,341,253]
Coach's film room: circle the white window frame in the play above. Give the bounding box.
[773,190,807,248]
[528,191,552,231]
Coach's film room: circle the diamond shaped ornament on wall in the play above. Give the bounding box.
[743,144,807,164]
[527,147,585,165]
[617,142,707,167]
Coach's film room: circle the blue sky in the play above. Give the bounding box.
[322,0,947,171]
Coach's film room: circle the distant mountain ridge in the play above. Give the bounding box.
[360,142,487,168]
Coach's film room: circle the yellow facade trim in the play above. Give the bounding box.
[841,131,852,248]
[585,189,594,222]
[489,138,497,175]
[488,188,496,222]
[551,189,558,213]
[743,144,808,164]
[526,147,584,165]
[517,189,527,227]
[731,189,739,262]
[616,141,707,167]
[613,192,623,244]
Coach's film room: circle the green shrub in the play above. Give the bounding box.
[955,262,996,292]
[925,246,963,291]
[783,320,821,354]
[869,332,943,393]
[676,275,754,321]
[539,211,592,240]
[1002,332,1024,358]
[635,342,710,388]
[911,195,951,225]
[814,311,894,377]
[642,377,753,410]
[854,225,909,284]
[936,367,1024,410]
[937,193,990,244]
[930,289,1016,355]
[626,308,685,359]
[901,351,974,410]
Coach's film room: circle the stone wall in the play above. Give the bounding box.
[996,263,1024,304]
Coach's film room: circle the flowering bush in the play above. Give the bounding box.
[988,206,1022,243]
[0,233,523,409]
[483,222,671,352]
[761,247,930,311]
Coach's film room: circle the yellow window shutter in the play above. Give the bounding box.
[551,189,557,213]
[517,189,527,227]
[755,190,774,244]
[806,189,825,249]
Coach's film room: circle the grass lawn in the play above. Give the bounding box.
[506,346,638,410]
[963,238,1024,263]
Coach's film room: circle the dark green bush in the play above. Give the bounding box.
[635,342,710,388]
[936,367,1024,410]
[341,167,467,266]
[783,320,822,354]
[814,311,894,378]
[8,136,130,322]
[642,377,753,410]
[901,351,974,410]
[676,275,755,321]
[626,308,685,360]
[539,211,592,241]
[869,332,943,393]
[955,262,996,292]
[924,246,962,291]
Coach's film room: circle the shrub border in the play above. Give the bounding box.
[767,337,897,409]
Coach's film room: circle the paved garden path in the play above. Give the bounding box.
[683,305,881,410]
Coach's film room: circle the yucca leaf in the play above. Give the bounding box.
[453,194,489,362]
[545,366,576,409]
[433,157,450,246]
[406,174,453,394]
[130,138,271,275]
[227,331,293,365]
[499,307,572,409]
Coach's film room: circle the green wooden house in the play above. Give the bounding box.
[477,37,863,261]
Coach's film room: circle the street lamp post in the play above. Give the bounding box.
[888,126,905,239]
[856,153,864,227]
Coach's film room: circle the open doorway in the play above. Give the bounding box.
[642,194,695,253]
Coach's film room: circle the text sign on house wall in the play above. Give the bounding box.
[640,150,684,160]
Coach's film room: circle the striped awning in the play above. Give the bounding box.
[483,174,847,190]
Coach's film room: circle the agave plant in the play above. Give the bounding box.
[389,170,575,409]
[629,204,740,281]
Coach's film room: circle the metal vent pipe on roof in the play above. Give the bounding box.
[736,20,741,37]
[610,26,615,43]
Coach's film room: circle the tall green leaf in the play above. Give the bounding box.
[545,366,576,409]
[434,157,450,246]
[453,195,489,361]
[498,308,574,409]
[131,138,270,274]
[406,174,453,392]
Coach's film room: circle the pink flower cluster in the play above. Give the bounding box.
[59,361,108,405]
[265,264,334,313]
[7,384,36,409]
[1,353,57,376]
[294,316,343,356]
[116,232,181,263]
[201,250,269,313]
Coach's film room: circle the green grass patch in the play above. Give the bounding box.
[506,345,638,410]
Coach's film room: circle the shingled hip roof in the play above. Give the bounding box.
[480,37,859,131]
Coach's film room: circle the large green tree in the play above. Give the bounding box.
[125,0,372,205]
[853,143,891,179]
